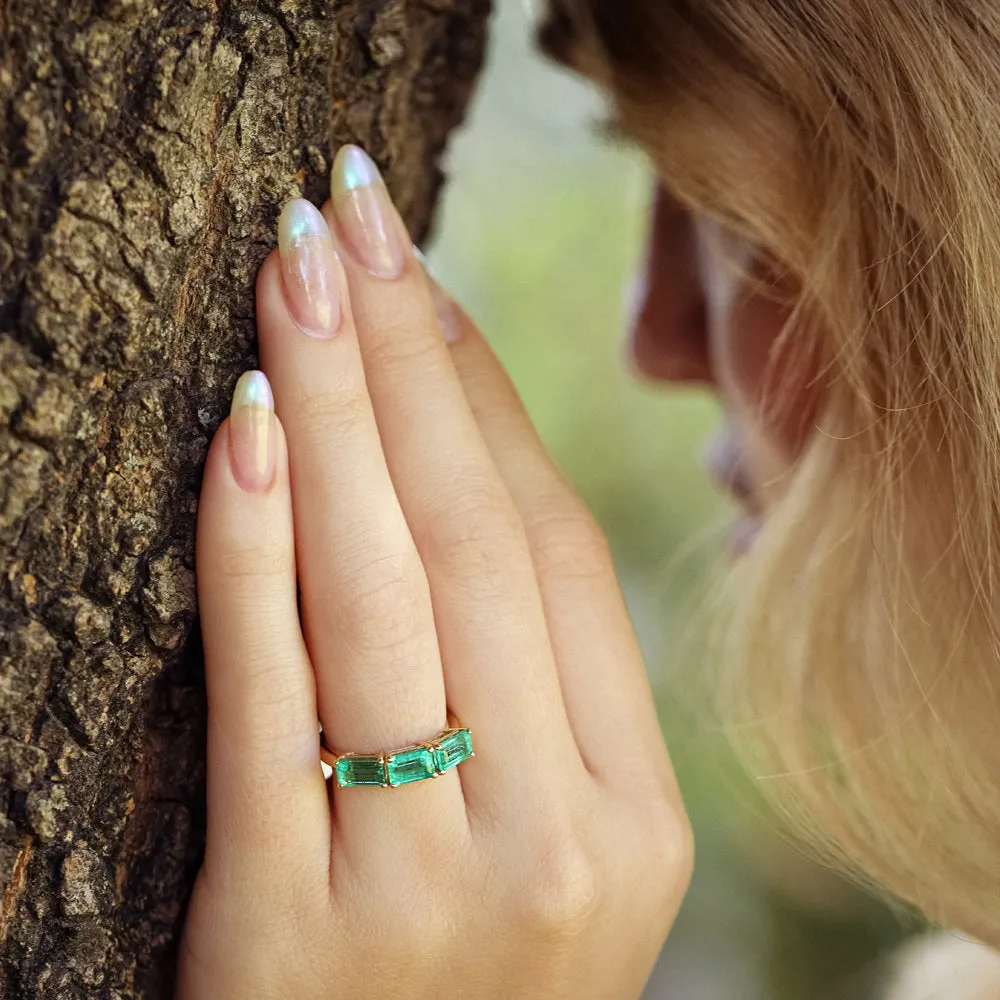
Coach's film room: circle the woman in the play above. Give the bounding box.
[177,1,1000,996]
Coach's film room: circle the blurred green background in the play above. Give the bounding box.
[426,2,912,997]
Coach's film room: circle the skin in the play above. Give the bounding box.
[629,186,813,547]
[178,154,694,999]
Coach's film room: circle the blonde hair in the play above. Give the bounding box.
[545,0,1000,951]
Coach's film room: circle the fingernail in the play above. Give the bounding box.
[414,247,462,344]
[429,282,463,344]
[229,371,276,494]
[278,199,342,338]
[331,145,407,279]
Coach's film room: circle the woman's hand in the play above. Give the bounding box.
[177,145,693,1000]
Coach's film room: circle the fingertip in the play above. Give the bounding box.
[198,380,291,553]
[320,199,335,229]
[197,401,296,649]
[258,231,351,372]
[200,416,238,521]
[255,249,285,324]
[197,401,326,870]
[255,252,287,369]
[203,412,234,486]
[196,398,306,746]
[425,274,465,346]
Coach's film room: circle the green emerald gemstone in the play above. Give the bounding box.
[335,754,387,787]
[386,745,436,786]
[433,729,473,774]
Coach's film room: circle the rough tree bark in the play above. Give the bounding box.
[0,0,489,995]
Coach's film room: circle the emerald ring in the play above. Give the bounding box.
[320,722,475,788]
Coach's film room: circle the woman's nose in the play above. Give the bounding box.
[625,185,714,385]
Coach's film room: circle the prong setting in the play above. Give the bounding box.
[322,724,475,788]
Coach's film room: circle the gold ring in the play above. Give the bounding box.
[320,717,474,788]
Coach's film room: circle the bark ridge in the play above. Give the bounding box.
[0,0,489,994]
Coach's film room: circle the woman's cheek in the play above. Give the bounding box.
[697,222,822,496]
[721,296,816,433]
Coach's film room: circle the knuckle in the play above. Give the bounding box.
[663,805,696,885]
[335,550,430,659]
[529,499,613,582]
[638,798,695,895]
[292,386,372,430]
[235,641,298,690]
[515,827,603,942]
[420,483,527,584]
[354,877,452,967]
[214,541,293,585]
[239,662,312,741]
[388,900,451,958]
[365,317,441,377]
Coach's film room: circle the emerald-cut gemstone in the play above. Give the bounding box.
[433,729,473,774]
[386,745,436,786]
[335,754,387,787]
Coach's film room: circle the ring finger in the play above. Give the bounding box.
[321,147,583,815]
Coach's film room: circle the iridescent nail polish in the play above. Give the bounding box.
[229,371,276,493]
[331,145,407,279]
[277,199,342,338]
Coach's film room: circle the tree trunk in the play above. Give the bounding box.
[0,0,489,994]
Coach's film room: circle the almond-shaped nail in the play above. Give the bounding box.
[429,281,463,344]
[229,371,276,493]
[278,199,342,338]
[331,145,407,279]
